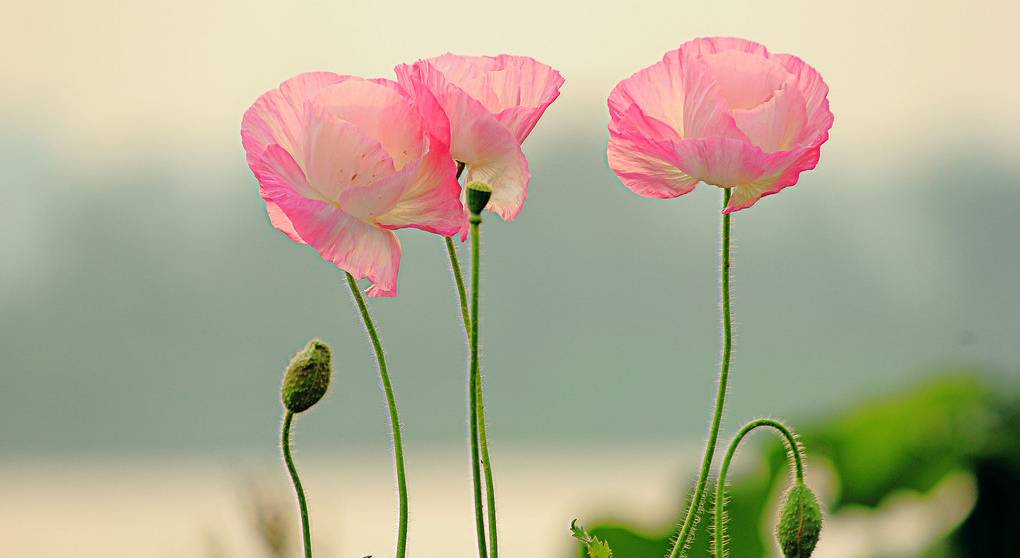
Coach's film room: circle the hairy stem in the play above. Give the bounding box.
[446,236,471,334]
[282,411,312,558]
[345,273,408,558]
[714,418,804,558]
[668,188,733,558]
[471,214,499,558]
[447,162,489,558]
[451,235,488,558]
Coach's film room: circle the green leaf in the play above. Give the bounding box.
[571,520,613,558]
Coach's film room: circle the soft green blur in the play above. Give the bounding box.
[1,1,1018,556]
[579,374,1020,557]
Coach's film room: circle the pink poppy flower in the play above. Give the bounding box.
[608,37,833,213]
[395,54,565,221]
[242,72,464,297]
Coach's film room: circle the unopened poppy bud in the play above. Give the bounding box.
[776,482,823,557]
[466,181,493,216]
[281,339,332,413]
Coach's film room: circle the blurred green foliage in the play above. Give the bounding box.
[575,373,1020,557]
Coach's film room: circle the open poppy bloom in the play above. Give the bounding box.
[396,54,564,221]
[608,37,833,213]
[242,73,464,296]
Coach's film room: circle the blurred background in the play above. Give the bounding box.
[2,0,1018,556]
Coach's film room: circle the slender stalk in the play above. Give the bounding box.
[446,162,489,558]
[468,328,489,558]
[446,237,471,334]
[470,214,499,558]
[668,188,734,558]
[344,272,408,558]
[447,162,472,336]
[714,419,804,558]
[281,411,312,558]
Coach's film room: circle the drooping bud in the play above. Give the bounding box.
[466,181,493,216]
[776,482,823,557]
[281,339,332,413]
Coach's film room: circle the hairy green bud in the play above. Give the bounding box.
[776,483,823,557]
[466,181,493,216]
[281,339,332,413]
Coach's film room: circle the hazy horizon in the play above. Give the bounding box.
[2,0,1019,457]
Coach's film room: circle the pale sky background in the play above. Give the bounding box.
[4,0,1020,169]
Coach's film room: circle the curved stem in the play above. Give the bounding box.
[446,237,471,335]
[468,328,489,558]
[450,238,488,558]
[449,161,471,335]
[447,161,489,558]
[668,188,733,558]
[471,215,499,558]
[714,418,804,558]
[345,273,408,558]
[282,411,312,558]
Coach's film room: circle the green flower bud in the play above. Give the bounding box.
[466,181,493,216]
[776,483,823,557]
[281,339,332,413]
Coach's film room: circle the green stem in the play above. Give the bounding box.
[448,162,489,558]
[714,418,804,558]
[668,188,733,558]
[470,214,499,558]
[282,411,312,558]
[345,272,408,558]
[446,236,471,335]
[468,329,489,558]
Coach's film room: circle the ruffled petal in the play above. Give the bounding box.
[252,144,310,199]
[250,144,312,242]
[610,104,683,144]
[338,135,462,233]
[396,74,453,149]
[672,136,770,187]
[608,55,688,136]
[441,85,530,220]
[335,168,409,222]
[269,185,402,297]
[301,104,395,202]
[696,49,789,111]
[311,77,426,169]
[605,37,833,211]
[398,60,531,220]
[608,131,822,213]
[373,139,464,235]
[609,49,745,141]
[405,54,563,145]
[731,82,807,152]
[396,61,487,160]
[608,133,699,199]
[772,53,834,149]
[241,72,348,168]
[485,55,565,143]
[464,140,530,221]
[265,201,304,243]
[424,53,495,91]
[723,145,822,213]
[676,36,771,59]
